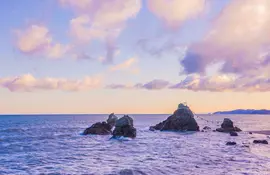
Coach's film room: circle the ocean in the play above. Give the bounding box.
[0,114,270,175]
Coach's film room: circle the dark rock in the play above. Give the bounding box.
[226,141,236,145]
[216,118,242,133]
[253,140,268,144]
[107,113,118,128]
[203,126,211,130]
[150,104,199,132]
[201,130,205,132]
[83,122,112,135]
[249,132,253,134]
[230,131,238,136]
[112,115,136,138]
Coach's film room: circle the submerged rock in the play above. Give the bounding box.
[226,141,236,146]
[83,122,112,135]
[112,115,136,138]
[107,113,118,128]
[216,118,242,133]
[150,103,199,132]
[203,126,211,130]
[253,140,268,144]
[230,131,238,136]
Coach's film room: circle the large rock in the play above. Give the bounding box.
[216,118,242,132]
[83,122,112,135]
[107,113,118,128]
[112,115,136,138]
[150,104,199,132]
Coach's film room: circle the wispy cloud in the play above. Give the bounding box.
[0,74,101,92]
[109,58,139,73]
[60,0,142,63]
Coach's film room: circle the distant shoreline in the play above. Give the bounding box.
[213,109,270,115]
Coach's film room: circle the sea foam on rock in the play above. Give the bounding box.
[83,113,117,135]
[216,118,242,133]
[112,115,136,138]
[150,103,199,132]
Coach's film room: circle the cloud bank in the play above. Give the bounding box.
[0,74,101,92]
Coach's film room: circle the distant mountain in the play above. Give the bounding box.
[213,109,270,115]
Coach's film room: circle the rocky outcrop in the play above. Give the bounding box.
[83,113,118,135]
[83,122,112,135]
[112,115,136,138]
[107,113,118,128]
[253,140,268,144]
[150,104,199,132]
[216,118,242,133]
[226,141,236,145]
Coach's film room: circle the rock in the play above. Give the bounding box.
[230,131,238,136]
[83,122,112,135]
[112,115,136,138]
[115,115,133,127]
[226,141,236,145]
[249,132,253,134]
[149,103,199,132]
[203,126,211,130]
[107,113,118,128]
[216,118,242,133]
[253,140,268,144]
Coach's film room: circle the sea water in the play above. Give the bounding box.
[0,114,270,175]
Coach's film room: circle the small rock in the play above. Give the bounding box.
[201,130,205,132]
[249,132,253,134]
[83,122,112,135]
[226,141,236,146]
[230,131,238,136]
[203,126,211,130]
[253,140,268,144]
[112,115,136,138]
[216,118,242,132]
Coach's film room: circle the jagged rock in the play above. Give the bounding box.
[253,140,268,144]
[216,118,242,132]
[83,122,112,135]
[112,115,136,138]
[107,113,118,128]
[230,131,238,136]
[150,103,199,132]
[226,141,236,145]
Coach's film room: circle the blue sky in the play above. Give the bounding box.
[0,0,269,114]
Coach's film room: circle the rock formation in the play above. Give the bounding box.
[83,122,112,135]
[107,113,118,128]
[150,103,199,132]
[83,113,118,135]
[112,115,136,138]
[216,118,242,132]
[253,140,268,144]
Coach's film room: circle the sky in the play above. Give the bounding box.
[0,0,269,114]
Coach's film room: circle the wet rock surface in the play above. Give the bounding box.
[253,140,268,144]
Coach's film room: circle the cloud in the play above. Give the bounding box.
[109,58,138,73]
[0,74,101,92]
[60,0,142,63]
[180,0,270,77]
[106,79,170,90]
[15,25,70,59]
[170,74,270,92]
[147,0,206,29]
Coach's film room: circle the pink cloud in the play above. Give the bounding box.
[147,0,206,29]
[60,0,142,63]
[15,25,70,59]
[109,57,139,73]
[0,74,101,92]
